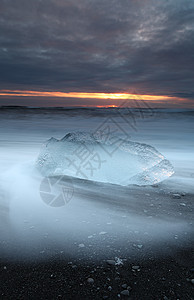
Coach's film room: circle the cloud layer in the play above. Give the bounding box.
[0,0,194,106]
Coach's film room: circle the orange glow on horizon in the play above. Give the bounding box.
[96,104,118,108]
[0,89,184,102]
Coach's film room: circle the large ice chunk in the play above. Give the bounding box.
[36,132,174,186]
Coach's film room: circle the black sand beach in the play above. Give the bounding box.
[1,247,194,299]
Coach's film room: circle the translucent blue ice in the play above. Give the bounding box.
[36,132,174,186]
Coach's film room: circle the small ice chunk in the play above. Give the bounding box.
[115,257,123,266]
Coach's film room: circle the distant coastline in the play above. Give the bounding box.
[0,105,194,112]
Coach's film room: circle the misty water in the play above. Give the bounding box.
[0,108,193,261]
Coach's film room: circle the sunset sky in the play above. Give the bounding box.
[0,0,194,107]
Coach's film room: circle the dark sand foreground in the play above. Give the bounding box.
[0,247,194,300]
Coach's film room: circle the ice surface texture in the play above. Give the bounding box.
[36,132,174,186]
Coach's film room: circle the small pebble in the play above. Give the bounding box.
[162,277,166,281]
[107,260,116,266]
[121,290,130,296]
[72,265,77,269]
[87,278,94,284]
[190,268,194,272]
[172,193,181,199]
[181,192,186,196]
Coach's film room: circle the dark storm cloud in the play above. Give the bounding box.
[0,0,194,99]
